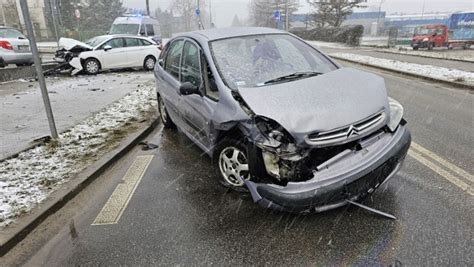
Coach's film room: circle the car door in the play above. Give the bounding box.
[179,39,218,149]
[124,37,143,66]
[98,38,127,69]
[156,39,185,127]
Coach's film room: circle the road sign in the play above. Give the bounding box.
[274,10,281,21]
[195,8,200,16]
[75,9,80,19]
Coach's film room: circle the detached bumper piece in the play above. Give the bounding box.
[245,125,411,213]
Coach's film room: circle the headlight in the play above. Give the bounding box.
[387,97,404,132]
[255,116,294,146]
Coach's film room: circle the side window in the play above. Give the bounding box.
[125,38,140,47]
[181,41,202,87]
[164,40,184,79]
[139,24,145,36]
[139,39,152,46]
[103,38,124,49]
[202,55,219,100]
[146,24,154,36]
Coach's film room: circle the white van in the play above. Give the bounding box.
[109,15,162,45]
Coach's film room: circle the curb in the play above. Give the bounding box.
[330,55,474,90]
[0,119,158,256]
[373,49,474,64]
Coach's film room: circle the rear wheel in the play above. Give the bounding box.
[213,138,250,192]
[413,46,419,50]
[84,58,100,75]
[143,56,156,71]
[157,93,175,129]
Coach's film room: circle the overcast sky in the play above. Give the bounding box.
[122,0,474,27]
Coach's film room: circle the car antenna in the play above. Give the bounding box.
[346,200,397,220]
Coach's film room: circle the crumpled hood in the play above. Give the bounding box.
[238,68,389,144]
[412,35,432,41]
[59,37,93,51]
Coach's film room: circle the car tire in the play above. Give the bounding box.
[84,58,100,75]
[427,43,433,50]
[143,56,156,71]
[413,46,419,50]
[157,93,176,129]
[213,138,250,192]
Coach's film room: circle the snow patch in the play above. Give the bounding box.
[0,84,157,228]
[330,53,474,85]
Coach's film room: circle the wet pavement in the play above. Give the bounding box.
[0,71,154,159]
[2,63,473,266]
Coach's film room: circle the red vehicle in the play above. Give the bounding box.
[411,23,473,50]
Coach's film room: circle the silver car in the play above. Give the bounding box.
[154,27,411,213]
[0,26,33,67]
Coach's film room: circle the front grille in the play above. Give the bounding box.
[305,111,387,147]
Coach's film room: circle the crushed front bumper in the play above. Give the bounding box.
[245,125,411,213]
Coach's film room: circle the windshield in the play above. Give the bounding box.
[210,34,337,88]
[109,23,140,35]
[85,36,109,47]
[0,28,25,38]
[414,26,439,35]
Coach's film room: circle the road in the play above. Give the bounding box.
[0,71,154,159]
[2,62,473,266]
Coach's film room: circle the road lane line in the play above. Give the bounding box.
[411,142,474,183]
[408,149,474,196]
[92,155,154,225]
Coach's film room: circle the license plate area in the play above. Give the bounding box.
[17,45,30,51]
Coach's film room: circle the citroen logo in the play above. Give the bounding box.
[346,125,360,139]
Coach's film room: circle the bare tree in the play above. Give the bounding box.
[248,0,298,28]
[171,0,208,31]
[307,0,366,28]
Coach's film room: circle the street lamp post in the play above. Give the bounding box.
[376,0,385,36]
[18,0,59,139]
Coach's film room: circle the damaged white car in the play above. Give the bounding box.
[54,35,160,75]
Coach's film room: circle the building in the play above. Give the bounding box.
[0,0,53,40]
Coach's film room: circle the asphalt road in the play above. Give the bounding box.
[321,47,474,72]
[2,63,473,266]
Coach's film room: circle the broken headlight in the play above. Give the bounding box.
[255,116,294,146]
[387,97,404,132]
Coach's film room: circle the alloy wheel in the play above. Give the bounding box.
[218,146,250,187]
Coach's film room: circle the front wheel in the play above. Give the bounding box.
[157,93,176,129]
[84,58,100,75]
[144,56,156,71]
[213,138,250,192]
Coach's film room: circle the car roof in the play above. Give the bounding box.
[180,27,286,41]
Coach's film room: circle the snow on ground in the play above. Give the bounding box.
[375,48,474,63]
[305,40,353,50]
[330,53,474,85]
[0,84,157,228]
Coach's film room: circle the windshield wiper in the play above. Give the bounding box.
[262,71,323,85]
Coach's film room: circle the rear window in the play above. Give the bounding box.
[0,28,25,38]
[110,24,139,35]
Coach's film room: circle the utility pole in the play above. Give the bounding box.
[376,0,385,36]
[285,0,289,31]
[209,0,212,27]
[421,0,426,20]
[145,0,150,16]
[49,0,60,49]
[19,0,59,139]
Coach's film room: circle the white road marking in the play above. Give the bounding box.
[411,142,474,183]
[408,148,473,196]
[92,155,154,225]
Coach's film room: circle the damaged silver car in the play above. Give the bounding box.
[154,27,411,213]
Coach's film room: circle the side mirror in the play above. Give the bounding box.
[179,82,200,96]
[104,45,112,51]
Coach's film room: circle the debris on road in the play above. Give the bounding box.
[330,53,474,86]
[138,141,159,151]
[0,84,157,228]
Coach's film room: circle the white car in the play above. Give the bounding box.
[58,35,160,75]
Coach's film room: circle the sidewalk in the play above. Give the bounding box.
[0,71,154,159]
